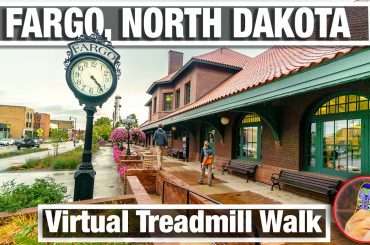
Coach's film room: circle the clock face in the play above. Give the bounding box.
[70,58,113,97]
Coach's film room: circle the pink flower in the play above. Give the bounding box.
[118,165,128,177]
[130,128,146,143]
[110,128,128,143]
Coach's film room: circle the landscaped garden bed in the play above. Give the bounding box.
[7,145,99,171]
[0,175,141,245]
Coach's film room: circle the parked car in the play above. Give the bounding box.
[6,138,15,145]
[15,138,40,150]
[0,139,10,146]
[33,138,43,144]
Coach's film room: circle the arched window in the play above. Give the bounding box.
[239,113,262,161]
[306,94,369,177]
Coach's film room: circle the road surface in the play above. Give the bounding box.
[0,141,82,171]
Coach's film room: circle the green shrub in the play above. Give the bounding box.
[23,157,52,169]
[52,146,82,169]
[0,177,66,212]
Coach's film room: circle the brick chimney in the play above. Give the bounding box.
[168,50,183,74]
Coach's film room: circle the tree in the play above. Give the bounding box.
[121,114,138,128]
[93,117,112,142]
[49,128,68,155]
[95,117,111,127]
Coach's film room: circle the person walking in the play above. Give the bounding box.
[199,140,214,186]
[153,124,168,170]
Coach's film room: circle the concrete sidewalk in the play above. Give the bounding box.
[161,156,322,205]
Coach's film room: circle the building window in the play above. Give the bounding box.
[153,97,157,113]
[184,82,191,105]
[163,93,173,111]
[239,113,261,161]
[175,89,180,109]
[306,94,368,177]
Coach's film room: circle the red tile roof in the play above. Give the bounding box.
[144,47,354,127]
[146,48,250,94]
[193,48,251,68]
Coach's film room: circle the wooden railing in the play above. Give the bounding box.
[161,178,222,204]
[161,178,260,245]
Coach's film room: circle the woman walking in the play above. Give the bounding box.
[199,140,214,186]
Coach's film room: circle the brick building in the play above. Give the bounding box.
[50,119,74,130]
[50,119,75,139]
[0,105,34,139]
[34,112,50,140]
[141,47,370,182]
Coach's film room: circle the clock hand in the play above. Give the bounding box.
[90,75,103,92]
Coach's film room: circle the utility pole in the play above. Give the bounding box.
[113,95,122,128]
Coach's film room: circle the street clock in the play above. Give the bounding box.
[64,32,121,201]
[65,32,121,107]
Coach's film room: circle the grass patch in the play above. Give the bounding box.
[0,147,48,159]
[9,145,99,171]
[23,146,83,170]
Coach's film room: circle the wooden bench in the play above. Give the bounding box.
[168,148,185,160]
[271,170,342,202]
[222,160,258,182]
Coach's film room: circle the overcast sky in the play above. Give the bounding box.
[0,47,265,129]
[0,0,359,129]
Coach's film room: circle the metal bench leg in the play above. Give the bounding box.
[271,182,280,191]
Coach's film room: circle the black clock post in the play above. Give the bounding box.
[64,33,121,201]
[73,106,96,200]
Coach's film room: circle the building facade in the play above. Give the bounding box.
[34,112,50,139]
[0,105,34,139]
[141,47,370,183]
[50,119,75,139]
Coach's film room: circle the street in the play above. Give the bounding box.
[0,146,121,201]
[0,141,81,171]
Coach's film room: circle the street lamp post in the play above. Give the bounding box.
[69,116,77,145]
[122,117,135,156]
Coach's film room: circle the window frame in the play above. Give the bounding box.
[153,97,157,113]
[175,89,180,109]
[305,93,370,178]
[163,92,174,112]
[184,82,191,105]
[238,113,262,162]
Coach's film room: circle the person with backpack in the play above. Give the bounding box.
[199,140,214,186]
[153,124,168,170]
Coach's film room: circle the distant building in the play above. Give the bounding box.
[0,105,34,139]
[50,120,74,130]
[50,119,75,139]
[0,123,10,139]
[34,113,50,140]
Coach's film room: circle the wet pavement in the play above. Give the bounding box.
[0,141,82,171]
[0,146,121,201]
